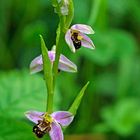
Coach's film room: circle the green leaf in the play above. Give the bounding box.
[40,35,54,113]
[69,82,90,115]
[39,35,52,81]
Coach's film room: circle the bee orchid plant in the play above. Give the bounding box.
[25,0,95,139]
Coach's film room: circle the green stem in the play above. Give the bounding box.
[45,72,54,113]
[50,0,74,109]
[52,0,74,76]
[46,85,54,113]
[53,20,64,76]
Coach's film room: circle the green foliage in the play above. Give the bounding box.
[0,71,47,117]
[95,98,140,136]
[80,29,136,66]
[22,21,48,45]
[0,70,59,139]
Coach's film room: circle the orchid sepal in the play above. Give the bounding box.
[30,51,77,74]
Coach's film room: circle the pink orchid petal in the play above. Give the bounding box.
[51,111,74,127]
[48,51,55,61]
[80,33,95,49]
[65,29,76,53]
[30,55,43,74]
[59,55,77,72]
[71,24,94,34]
[30,51,55,74]
[30,51,77,74]
[25,111,44,124]
[49,121,63,140]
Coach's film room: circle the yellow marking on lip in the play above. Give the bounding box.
[70,29,83,40]
[77,35,83,40]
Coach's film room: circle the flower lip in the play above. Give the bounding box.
[25,110,74,140]
[70,30,82,50]
[33,119,51,138]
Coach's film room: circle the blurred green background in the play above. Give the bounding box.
[0,0,140,139]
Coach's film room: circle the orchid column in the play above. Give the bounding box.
[25,0,95,140]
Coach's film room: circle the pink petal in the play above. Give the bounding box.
[80,33,95,49]
[59,54,77,72]
[51,111,74,127]
[30,50,77,73]
[65,29,76,53]
[25,111,44,124]
[30,55,43,74]
[30,51,55,74]
[49,122,63,140]
[48,51,55,61]
[71,24,95,34]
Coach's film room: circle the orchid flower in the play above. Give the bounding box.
[30,50,77,74]
[65,24,95,53]
[25,111,74,140]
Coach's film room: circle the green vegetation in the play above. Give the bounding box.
[0,0,140,139]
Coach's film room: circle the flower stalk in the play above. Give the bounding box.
[53,22,64,77]
[53,0,74,85]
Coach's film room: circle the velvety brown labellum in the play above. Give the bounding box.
[71,32,81,49]
[33,120,51,138]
